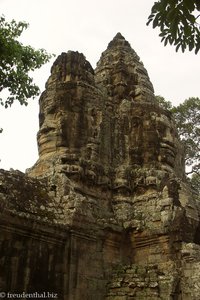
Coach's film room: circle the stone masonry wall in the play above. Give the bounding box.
[0,33,200,299]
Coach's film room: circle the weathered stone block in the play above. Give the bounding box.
[0,33,200,299]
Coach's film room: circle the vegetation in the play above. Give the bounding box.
[147,0,200,53]
[154,95,172,110]
[190,173,200,201]
[171,97,200,175]
[0,15,53,108]
[156,95,200,199]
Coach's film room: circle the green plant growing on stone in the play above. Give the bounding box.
[0,15,53,108]
[147,0,200,53]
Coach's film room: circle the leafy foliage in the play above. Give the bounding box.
[0,15,53,108]
[190,173,200,201]
[171,97,200,175]
[147,0,200,53]
[156,95,200,175]
[155,95,173,110]
[156,95,200,199]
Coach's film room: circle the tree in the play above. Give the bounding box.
[147,0,200,54]
[156,95,200,200]
[155,95,173,110]
[0,15,53,108]
[156,95,200,175]
[190,173,200,201]
[171,97,200,175]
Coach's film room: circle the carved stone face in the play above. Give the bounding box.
[155,113,177,169]
[32,37,184,183]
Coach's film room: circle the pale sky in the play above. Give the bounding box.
[0,0,199,172]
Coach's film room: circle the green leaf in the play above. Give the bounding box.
[195,42,200,54]
[167,8,177,22]
[181,42,186,52]
[151,2,161,14]
[175,43,181,52]
[146,18,153,26]
[184,0,195,11]
[161,36,166,42]
[153,14,160,28]
[0,15,53,107]
[147,0,200,54]
[170,17,179,38]
[164,36,169,46]
[168,36,174,45]
[189,40,195,51]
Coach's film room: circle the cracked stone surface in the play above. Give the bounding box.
[1,33,200,300]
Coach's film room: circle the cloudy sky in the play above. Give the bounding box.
[0,0,199,172]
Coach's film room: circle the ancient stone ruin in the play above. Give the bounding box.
[1,33,200,299]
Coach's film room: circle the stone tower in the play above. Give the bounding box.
[1,33,200,299]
